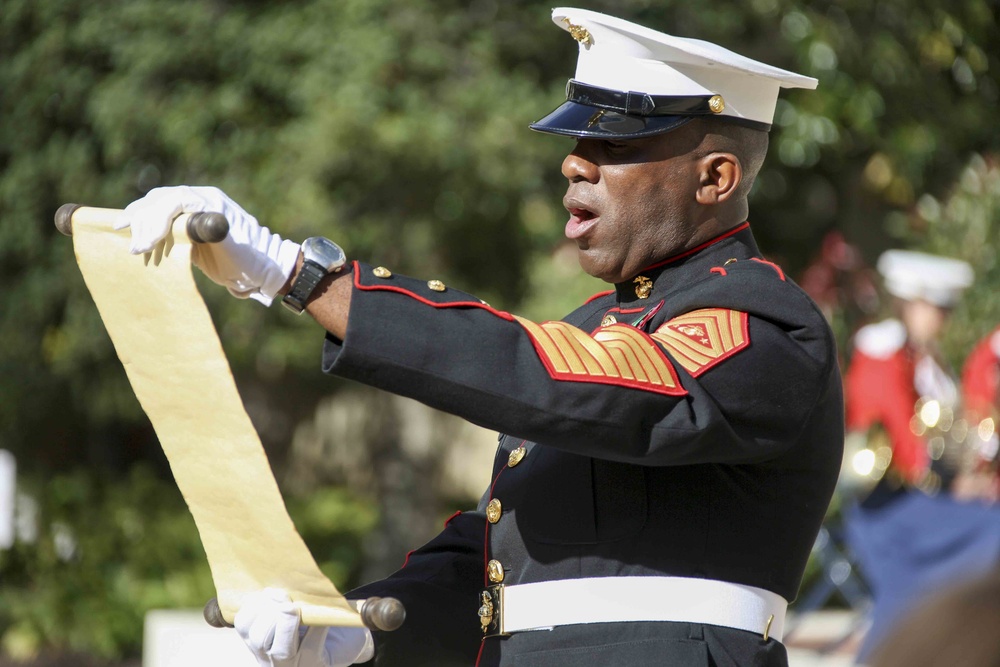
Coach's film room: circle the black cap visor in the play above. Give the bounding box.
[529,100,694,140]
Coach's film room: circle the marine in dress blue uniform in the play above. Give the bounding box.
[329,10,844,665]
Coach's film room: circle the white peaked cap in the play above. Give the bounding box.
[877,250,974,308]
[531,7,818,138]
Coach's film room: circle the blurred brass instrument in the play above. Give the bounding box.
[839,426,894,499]
[840,396,999,500]
[911,396,998,496]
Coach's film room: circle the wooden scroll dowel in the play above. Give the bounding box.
[55,203,229,243]
[203,595,406,632]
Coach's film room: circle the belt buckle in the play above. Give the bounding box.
[478,584,507,637]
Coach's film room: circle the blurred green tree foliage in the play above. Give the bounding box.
[1,0,998,659]
[0,465,374,661]
[905,155,1000,367]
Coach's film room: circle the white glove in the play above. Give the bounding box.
[118,186,301,306]
[234,589,375,667]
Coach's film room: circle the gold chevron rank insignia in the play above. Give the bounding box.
[515,318,686,396]
[651,309,750,377]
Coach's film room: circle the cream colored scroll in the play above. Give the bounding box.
[71,211,362,629]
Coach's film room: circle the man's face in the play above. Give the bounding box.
[561,127,704,283]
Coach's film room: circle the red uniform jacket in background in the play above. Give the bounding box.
[845,331,927,482]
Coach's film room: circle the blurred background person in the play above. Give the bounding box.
[958,325,1000,501]
[843,249,973,494]
[840,249,1000,663]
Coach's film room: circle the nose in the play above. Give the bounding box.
[561,141,600,183]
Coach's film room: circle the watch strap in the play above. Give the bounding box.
[282,260,327,314]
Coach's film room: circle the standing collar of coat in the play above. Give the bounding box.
[613,222,761,306]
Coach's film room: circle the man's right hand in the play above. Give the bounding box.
[234,589,374,667]
[119,186,301,306]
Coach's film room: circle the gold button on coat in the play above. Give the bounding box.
[486,498,502,524]
[508,447,526,467]
[427,280,446,292]
[373,266,392,278]
[487,559,505,583]
[601,314,618,327]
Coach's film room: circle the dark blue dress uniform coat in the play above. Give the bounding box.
[323,223,844,666]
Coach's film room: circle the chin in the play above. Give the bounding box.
[578,254,623,284]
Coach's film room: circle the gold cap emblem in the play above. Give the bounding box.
[373,266,392,278]
[633,275,653,299]
[562,18,592,46]
[708,95,726,114]
[427,279,446,292]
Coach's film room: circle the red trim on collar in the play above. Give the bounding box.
[585,289,615,304]
[352,261,515,321]
[639,222,751,273]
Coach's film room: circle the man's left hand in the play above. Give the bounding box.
[235,588,375,667]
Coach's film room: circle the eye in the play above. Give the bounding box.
[603,140,632,155]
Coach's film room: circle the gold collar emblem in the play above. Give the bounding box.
[633,275,653,299]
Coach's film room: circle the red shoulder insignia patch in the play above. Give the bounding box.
[651,309,750,377]
[515,317,686,396]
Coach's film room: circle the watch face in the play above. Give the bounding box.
[302,237,346,272]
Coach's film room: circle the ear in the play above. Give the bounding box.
[695,153,742,205]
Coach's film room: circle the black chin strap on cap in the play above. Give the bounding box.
[565,80,719,117]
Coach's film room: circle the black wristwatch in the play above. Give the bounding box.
[281,237,347,314]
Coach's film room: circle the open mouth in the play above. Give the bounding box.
[565,205,599,240]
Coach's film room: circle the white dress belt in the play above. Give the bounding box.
[492,576,788,641]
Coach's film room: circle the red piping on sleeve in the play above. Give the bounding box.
[352,261,515,321]
[710,267,727,276]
